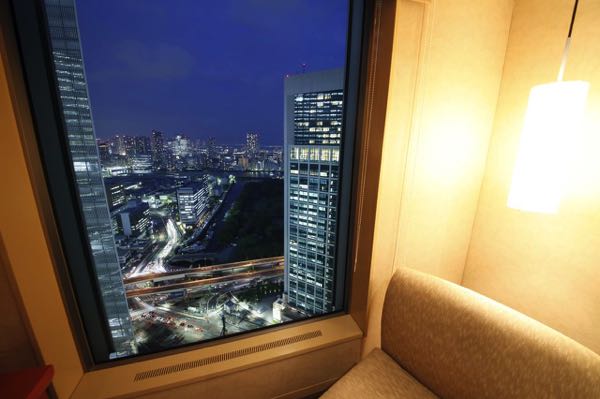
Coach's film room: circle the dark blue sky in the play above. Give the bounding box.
[77,0,348,145]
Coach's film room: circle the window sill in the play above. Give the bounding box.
[71,314,362,398]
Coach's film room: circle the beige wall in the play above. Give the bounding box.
[363,0,514,356]
[0,235,39,372]
[0,25,85,397]
[463,0,600,354]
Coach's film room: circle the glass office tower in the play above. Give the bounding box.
[176,176,210,227]
[44,0,134,356]
[151,130,165,170]
[284,69,344,315]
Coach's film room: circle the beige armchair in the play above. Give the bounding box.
[322,268,600,398]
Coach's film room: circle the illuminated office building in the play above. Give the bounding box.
[105,182,125,210]
[131,154,153,174]
[247,132,259,157]
[117,201,151,238]
[151,130,165,170]
[44,0,133,355]
[176,176,210,227]
[284,68,344,314]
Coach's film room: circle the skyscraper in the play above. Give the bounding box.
[172,134,191,158]
[116,201,151,238]
[114,134,135,156]
[134,136,151,155]
[176,176,210,228]
[151,130,165,170]
[207,137,217,168]
[246,132,259,157]
[44,0,133,355]
[131,154,153,174]
[105,182,125,211]
[97,140,110,162]
[283,68,344,315]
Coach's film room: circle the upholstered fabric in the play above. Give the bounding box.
[381,267,600,399]
[321,348,437,399]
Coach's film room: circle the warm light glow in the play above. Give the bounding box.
[508,81,589,214]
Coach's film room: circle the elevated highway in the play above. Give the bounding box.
[125,264,283,298]
[123,256,284,285]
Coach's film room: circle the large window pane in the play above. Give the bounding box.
[39,0,357,361]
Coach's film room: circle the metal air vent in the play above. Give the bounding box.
[134,330,323,382]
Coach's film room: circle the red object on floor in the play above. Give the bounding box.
[0,365,54,399]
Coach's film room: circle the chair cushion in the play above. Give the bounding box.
[321,349,438,399]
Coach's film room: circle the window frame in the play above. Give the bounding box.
[8,0,370,369]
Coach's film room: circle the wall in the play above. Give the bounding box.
[0,16,85,396]
[363,0,514,356]
[134,341,359,399]
[0,235,39,372]
[463,0,600,354]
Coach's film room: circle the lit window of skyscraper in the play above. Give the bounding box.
[284,69,344,315]
[293,91,343,145]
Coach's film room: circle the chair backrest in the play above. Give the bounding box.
[381,267,600,399]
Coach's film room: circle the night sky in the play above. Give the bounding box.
[76,0,349,145]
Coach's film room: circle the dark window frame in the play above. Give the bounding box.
[8,0,371,369]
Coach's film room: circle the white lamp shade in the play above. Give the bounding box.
[507,81,589,214]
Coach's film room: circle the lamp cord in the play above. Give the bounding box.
[557,0,580,81]
[567,0,580,37]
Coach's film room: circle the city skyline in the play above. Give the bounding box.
[97,129,285,175]
[77,0,349,145]
[96,130,286,147]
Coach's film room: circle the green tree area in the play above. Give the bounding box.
[215,179,283,261]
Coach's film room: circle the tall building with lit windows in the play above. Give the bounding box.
[44,0,134,355]
[283,68,344,315]
[246,132,259,157]
[131,154,153,174]
[134,136,151,155]
[116,201,151,238]
[151,130,165,170]
[105,181,125,210]
[176,176,210,227]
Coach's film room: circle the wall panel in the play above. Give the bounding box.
[364,0,513,356]
[463,0,600,354]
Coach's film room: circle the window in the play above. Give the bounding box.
[11,0,365,364]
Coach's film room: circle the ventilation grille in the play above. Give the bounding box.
[134,330,323,382]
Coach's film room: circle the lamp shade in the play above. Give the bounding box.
[507,81,589,213]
